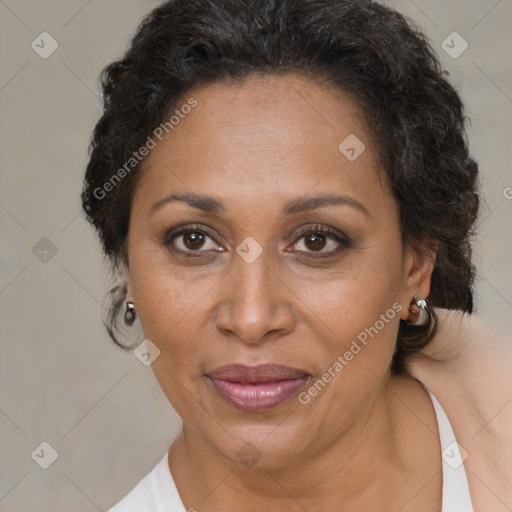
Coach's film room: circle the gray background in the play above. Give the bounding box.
[0,0,511,510]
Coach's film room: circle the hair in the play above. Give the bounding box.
[81,0,480,374]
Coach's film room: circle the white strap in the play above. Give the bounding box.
[423,385,474,512]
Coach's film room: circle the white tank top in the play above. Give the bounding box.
[107,387,474,511]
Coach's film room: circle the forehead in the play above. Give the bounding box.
[134,73,386,212]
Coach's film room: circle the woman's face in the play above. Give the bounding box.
[126,74,433,468]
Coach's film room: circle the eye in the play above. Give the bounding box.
[288,224,349,255]
[163,223,349,257]
[164,224,224,254]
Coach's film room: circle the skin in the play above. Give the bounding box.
[408,309,512,511]
[125,73,447,511]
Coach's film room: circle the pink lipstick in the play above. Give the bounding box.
[206,364,310,412]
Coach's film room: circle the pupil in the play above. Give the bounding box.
[305,233,325,251]
[184,232,204,250]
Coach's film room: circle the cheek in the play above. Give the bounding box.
[292,240,403,328]
[130,265,212,416]
[289,243,404,384]
[304,278,400,378]
[291,261,403,428]
[128,235,205,330]
[128,251,223,401]
[131,268,205,353]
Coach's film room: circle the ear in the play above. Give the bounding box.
[399,241,438,321]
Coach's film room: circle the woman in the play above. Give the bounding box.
[81,0,511,510]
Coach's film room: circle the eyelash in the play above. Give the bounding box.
[163,223,349,257]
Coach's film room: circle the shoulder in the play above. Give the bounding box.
[408,308,512,427]
[407,308,512,508]
[408,308,512,400]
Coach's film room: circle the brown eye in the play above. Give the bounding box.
[288,224,349,255]
[304,233,327,251]
[182,231,206,250]
[164,225,221,254]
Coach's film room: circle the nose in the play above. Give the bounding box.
[215,250,295,345]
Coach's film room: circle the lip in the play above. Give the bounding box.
[206,364,310,412]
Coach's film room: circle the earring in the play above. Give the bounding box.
[407,296,431,326]
[124,301,136,326]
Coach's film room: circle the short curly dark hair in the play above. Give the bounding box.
[81,0,480,374]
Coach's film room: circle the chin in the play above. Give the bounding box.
[193,411,319,471]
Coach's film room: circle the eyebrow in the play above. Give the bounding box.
[150,192,372,218]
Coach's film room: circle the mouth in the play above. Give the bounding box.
[206,364,311,412]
